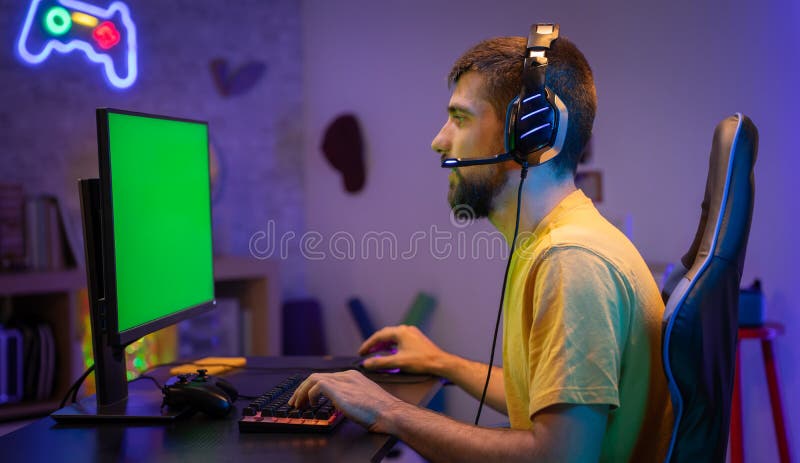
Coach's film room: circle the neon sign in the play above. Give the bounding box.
[17,0,138,89]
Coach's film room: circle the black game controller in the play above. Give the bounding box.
[162,369,239,418]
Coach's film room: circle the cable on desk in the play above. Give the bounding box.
[60,363,95,408]
[130,374,163,390]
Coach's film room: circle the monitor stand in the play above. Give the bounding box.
[51,380,189,423]
[50,179,185,423]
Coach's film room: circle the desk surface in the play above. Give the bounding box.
[0,357,442,463]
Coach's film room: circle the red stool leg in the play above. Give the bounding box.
[761,339,792,463]
[731,344,745,463]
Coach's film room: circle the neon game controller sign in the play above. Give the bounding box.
[16,0,138,89]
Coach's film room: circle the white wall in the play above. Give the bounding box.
[302,0,800,458]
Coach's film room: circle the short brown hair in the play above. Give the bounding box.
[448,35,597,175]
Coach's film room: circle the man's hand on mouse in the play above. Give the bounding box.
[287,369,404,433]
[358,325,450,375]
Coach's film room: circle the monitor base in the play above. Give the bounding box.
[50,381,190,423]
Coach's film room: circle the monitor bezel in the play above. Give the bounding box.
[96,107,216,347]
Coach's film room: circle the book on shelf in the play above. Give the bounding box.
[22,195,79,272]
[0,321,55,405]
[0,325,24,405]
[0,184,25,272]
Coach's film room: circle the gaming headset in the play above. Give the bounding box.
[440,23,563,169]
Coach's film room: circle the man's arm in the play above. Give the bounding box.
[388,401,608,463]
[288,370,608,463]
[436,354,507,415]
[360,325,506,414]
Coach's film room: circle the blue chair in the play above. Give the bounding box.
[661,113,758,462]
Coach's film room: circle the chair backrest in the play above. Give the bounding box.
[661,113,758,462]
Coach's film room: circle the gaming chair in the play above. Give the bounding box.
[660,113,758,462]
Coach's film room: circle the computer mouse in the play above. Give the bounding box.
[359,349,401,374]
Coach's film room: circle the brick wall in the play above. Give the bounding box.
[0,0,306,296]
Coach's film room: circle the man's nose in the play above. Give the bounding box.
[431,123,450,155]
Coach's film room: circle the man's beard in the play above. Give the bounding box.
[448,165,506,219]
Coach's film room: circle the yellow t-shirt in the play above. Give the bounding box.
[502,190,672,462]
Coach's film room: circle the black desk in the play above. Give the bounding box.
[0,356,443,463]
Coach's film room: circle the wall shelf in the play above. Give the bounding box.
[0,269,84,295]
[0,255,281,422]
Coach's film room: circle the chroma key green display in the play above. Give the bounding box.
[105,111,214,334]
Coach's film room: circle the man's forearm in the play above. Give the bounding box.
[382,401,538,463]
[435,353,507,415]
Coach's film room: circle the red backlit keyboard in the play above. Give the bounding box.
[238,373,344,433]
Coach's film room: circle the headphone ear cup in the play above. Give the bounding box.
[515,90,557,154]
[504,96,519,154]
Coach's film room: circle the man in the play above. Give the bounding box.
[290,33,672,462]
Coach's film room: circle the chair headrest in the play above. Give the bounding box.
[680,113,758,281]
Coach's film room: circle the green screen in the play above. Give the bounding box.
[107,112,214,333]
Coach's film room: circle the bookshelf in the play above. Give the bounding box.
[0,256,281,422]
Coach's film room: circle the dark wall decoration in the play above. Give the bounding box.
[321,113,366,194]
[210,58,267,97]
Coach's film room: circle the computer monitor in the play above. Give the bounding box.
[52,108,216,422]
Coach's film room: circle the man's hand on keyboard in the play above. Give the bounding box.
[288,369,403,433]
[358,325,450,375]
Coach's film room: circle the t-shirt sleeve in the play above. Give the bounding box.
[527,245,631,419]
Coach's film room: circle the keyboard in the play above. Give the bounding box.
[238,373,344,433]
